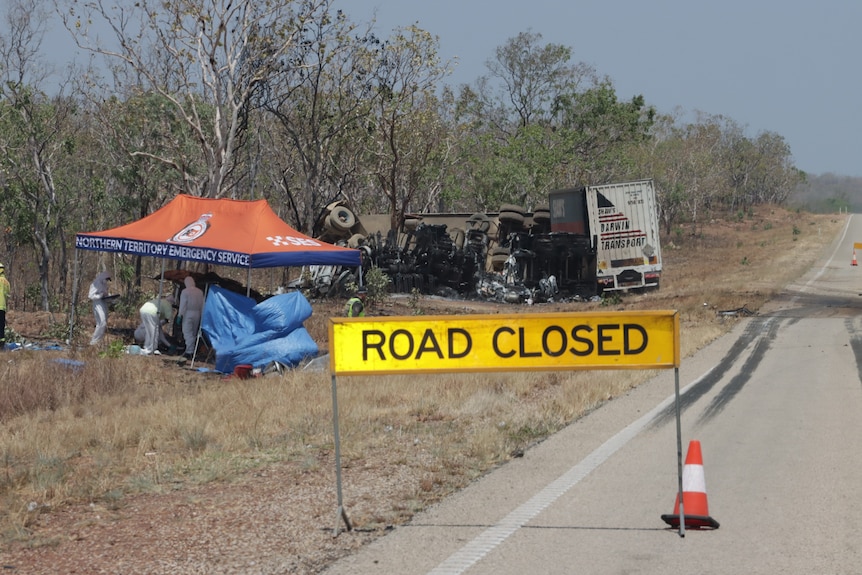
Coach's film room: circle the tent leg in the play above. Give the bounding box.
[69,251,80,345]
[157,259,167,299]
[189,283,209,368]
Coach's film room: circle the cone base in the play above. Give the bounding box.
[661,513,719,529]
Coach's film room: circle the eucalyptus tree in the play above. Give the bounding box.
[99,91,202,218]
[750,132,802,205]
[675,117,728,231]
[88,90,201,286]
[0,0,82,311]
[485,30,594,129]
[454,31,654,211]
[260,1,380,233]
[366,25,453,231]
[721,123,801,211]
[452,32,596,210]
[640,113,735,234]
[633,110,693,236]
[552,80,655,185]
[62,0,329,199]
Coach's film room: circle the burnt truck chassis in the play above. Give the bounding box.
[304,204,600,304]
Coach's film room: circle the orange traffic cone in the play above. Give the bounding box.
[661,440,719,529]
[853,250,858,266]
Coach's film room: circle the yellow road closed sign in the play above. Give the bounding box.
[329,310,679,375]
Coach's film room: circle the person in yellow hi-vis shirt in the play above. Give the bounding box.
[0,263,10,349]
[344,286,367,317]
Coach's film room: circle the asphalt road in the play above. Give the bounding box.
[323,215,862,575]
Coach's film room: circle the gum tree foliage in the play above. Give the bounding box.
[452,31,654,211]
[551,80,655,185]
[635,111,803,236]
[260,1,381,234]
[97,92,202,221]
[92,91,203,286]
[719,123,801,212]
[0,0,81,311]
[365,25,454,231]
[62,0,328,199]
[633,112,690,236]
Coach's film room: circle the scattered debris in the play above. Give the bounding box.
[717,305,757,317]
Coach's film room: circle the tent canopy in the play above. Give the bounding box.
[75,194,360,268]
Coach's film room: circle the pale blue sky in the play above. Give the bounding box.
[41,0,862,177]
[342,0,862,178]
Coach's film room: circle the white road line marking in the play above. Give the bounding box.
[427,370,706,575]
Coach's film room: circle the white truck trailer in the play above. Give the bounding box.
[549,179,662,292]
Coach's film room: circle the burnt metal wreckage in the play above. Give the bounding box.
[295,181,663,304]
[294,201,607,305]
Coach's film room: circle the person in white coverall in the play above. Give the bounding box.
[88,272,112,345]
[133,322,171,350]
[178,276,204,358]
[139,294,174,355]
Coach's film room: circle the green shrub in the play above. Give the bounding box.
[99,340,125,359]
[600,292,622,307]
[364,266,392,307]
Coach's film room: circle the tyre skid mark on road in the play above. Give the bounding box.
[649,318,770,429]
[698,318,781,423]
[843,317,862,386]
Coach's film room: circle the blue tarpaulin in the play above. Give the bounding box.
[201,285,319,373]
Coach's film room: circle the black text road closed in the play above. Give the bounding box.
[329,311,679,375]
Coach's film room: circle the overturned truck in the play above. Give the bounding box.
[302,179,662,303]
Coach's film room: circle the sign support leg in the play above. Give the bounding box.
[674,366,685,538]
[331,374,352,536]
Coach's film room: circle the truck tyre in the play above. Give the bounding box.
[323,213,335,231]
[403,218,421,231]
[532,209,551,225]
[347,233,365,248]
[499,210,525,226]
[468,213,491,232]
[450,227,466,249]
[498,203,526,216]
[330,206,356,232]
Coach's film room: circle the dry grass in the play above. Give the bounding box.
[0,206,847,544]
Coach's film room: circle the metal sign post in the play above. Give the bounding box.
[330,373,351,536]
[674,366,685,537]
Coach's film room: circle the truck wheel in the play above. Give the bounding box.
[498,203,526,215]
[323,213,335,231]
[450,227,466,249]
[330,206,356,232]
[499,210,525,226]
[468,213,491,232]
[403,218,421,231]
[347,233,365,248]
[532,209,551,225]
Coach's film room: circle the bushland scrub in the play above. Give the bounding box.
[0,207,846,545]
